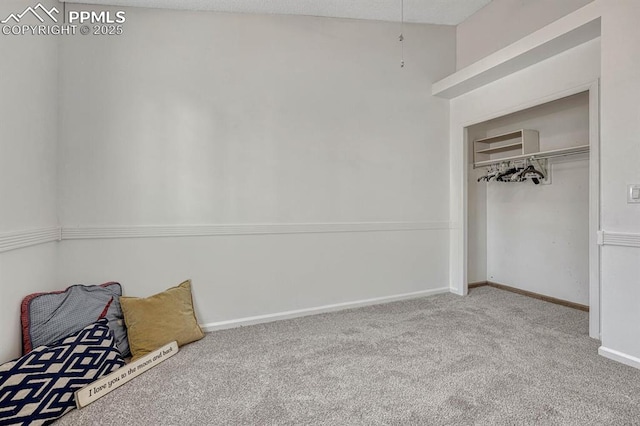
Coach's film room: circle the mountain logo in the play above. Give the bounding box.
[1,3,59,24]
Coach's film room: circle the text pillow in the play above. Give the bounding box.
[0,319,125,425]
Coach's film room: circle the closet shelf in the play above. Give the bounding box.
[473,129,539,166]
[474,144,590,168]
[475,142,523,154]
[475,130,524,144]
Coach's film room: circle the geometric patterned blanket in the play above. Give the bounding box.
[0,319,125,425]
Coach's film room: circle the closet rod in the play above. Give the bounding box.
[474,145,589,168]
[527,147,589,161]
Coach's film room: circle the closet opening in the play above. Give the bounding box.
[465,82,600,338]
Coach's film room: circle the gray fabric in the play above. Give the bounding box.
[58,287,640,425]
[25,283,130,358]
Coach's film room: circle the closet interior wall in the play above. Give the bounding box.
[467,92,590,305]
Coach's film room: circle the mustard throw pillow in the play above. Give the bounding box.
[120,280,204,360]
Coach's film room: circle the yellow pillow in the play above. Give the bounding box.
[120,280,205,360]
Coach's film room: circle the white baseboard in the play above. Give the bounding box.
[200,287,450,332]
[449,287,466,296]
[598,346,640,370]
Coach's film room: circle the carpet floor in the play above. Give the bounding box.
[58,286,640,425]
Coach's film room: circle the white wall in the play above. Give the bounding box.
[467,155,487,284]
[59,7,454,226]
[57,7,455,325]
[598,0,640,364]
[58,231,449,326]
[486,156,589,304]
[0,245,58,361]
[0,0,59,362]
[0,1,58,233]
[456,0,595,69]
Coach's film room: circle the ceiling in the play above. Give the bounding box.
[61,0,492,25]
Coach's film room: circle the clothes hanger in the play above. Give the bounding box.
[496,166,519,182]
[478,164,500,182]
[477,159,545,184]
[518,159,545,184]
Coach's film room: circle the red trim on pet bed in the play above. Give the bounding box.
[99,297,114,320]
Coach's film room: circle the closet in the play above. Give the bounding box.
[467,91,591,308]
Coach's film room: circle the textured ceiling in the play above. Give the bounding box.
[61,0,492,25]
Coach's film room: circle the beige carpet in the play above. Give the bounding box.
[58,286,640,425]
